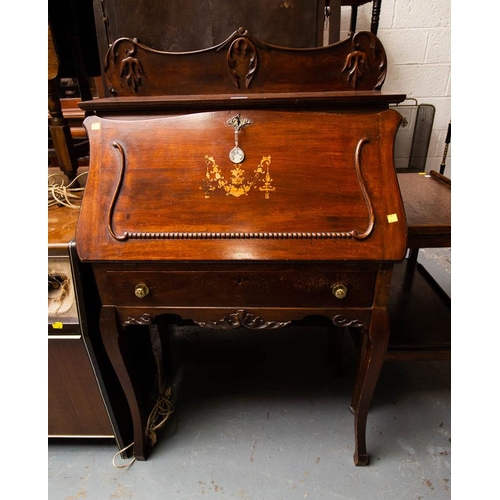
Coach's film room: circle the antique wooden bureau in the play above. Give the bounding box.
[77,29,407,465]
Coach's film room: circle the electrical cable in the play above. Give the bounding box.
[112,442,136,469]
[145,354,175,447]
[48,171,88,208]
[112,348,174,469]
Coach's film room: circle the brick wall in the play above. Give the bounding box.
[340,0,451,176]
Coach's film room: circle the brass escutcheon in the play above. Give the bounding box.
[332,283,348,299]
[134,283,149,299]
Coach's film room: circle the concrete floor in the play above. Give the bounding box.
[48,251,451,500]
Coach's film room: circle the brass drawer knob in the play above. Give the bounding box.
[134,283,150,298]
[332,283,348,299]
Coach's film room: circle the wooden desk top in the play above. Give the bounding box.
[397,171,451,249]
[48,205,79,255]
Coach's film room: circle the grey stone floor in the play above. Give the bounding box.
[47,251,452,500]
[48,359,450,500]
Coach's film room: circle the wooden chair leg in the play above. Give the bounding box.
[48,78,80,183]
[349,6,358,33]
[370,0,382,35]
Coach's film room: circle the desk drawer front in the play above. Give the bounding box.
[102,270,376,308]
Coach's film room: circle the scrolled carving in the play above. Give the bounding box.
[120,55,145,92]
[194,309,291,330]
[342,31,387,90]
[107,38,145,93]
[226,36,258,89]
[123,313,154,327]
[332,314,365,328]
[342,50,368,89]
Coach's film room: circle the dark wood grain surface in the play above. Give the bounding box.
[397,171,451,249]
[48,205,80,254]
[98,30,390,97]
[48,337,114,437]
[76,107,407,263]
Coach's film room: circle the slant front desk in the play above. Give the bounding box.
[77,29,407,465]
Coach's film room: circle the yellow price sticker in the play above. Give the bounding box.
[387,214,398,223]
[52,322,64,329]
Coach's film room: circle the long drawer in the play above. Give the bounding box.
[96,267,377,308]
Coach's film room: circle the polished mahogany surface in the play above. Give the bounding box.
[76,107,406,263]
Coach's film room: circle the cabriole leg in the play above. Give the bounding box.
[100,306,148,460]
[350,308,390,466]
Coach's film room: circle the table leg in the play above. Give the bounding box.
[100,305,147,460]
[350,307,390,466]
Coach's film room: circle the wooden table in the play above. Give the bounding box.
[387,171,451,360]
[48,205,117,439]
[398,171,451,250]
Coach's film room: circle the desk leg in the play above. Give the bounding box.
[351,307,390,466]
[100,306,147,460]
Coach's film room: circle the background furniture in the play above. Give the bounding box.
[387,171,451,360]
[48,203,132,447]
[341,0,382,34]
[48,25,89,182]
[48,0,104,177]
[391,99,436,173]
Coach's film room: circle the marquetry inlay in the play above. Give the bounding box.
[201,155,274,198]
[106,137,374,242]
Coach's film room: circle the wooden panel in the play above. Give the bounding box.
[76,108,407,262]
[48,337,114,437]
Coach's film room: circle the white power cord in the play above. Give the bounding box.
[112,350,174,469]
[48,171,88,208]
